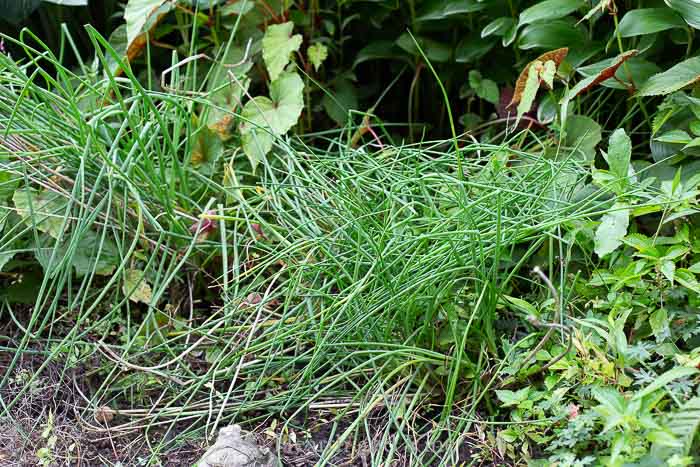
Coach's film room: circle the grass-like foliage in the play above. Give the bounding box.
[2,18,700,467]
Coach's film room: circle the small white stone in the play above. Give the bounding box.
[198,425,277,467]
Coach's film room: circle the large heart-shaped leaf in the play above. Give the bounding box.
[240,72,304,168]
[124,0,173,48]
[639,56,700,96]
[262,22,303,81]
[518,0,585,26]
[618,8,686,37]
[665,0,700,29]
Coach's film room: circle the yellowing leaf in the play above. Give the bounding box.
[262,22,303,81]
[510,47,568,107]
[13,188,67,239]
[122,268,153,304]
[124,0,172,47]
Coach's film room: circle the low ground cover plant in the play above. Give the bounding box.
[1,0,700,465]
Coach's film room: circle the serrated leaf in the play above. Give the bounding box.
[639,57,700,96]
[676,268,700,293]
[519,0,585,26]
[240,72,304,168]
[650,308,669,343]
[307,43,328,71]
[618,8,686,37]
[262,22,303,81]
[652,397,700,457]
[123,268,153,304]
[468,70,499,104]
[595,205,629,257]
[660,260,676,284]
[634,366,699,400]
[13,188,67,239]
[607,128,632,180]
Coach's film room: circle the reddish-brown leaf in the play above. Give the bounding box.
[569,50,638,98]
[509,48,569,108]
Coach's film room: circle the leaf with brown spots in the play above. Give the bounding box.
[509,48,568,108]
[569,50,638,98]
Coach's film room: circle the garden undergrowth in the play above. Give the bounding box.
[1,15,700,467]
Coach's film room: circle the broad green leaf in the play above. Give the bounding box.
[123,268,153,304]
[595,205,629,257]
[495,387,530,407]
[639,57,700,96]
[124,0,172,47]
[219,0,254,15]
[481,17,515,37]
[519,20,587,50]
[416,0,485,21]
[353,41,408,68]
[675,268,700,293]
[607,128,632,180]
[650,307,670,342]
[240,72,304,167]
[503,295,538,315]
[71,230,120,277]
[564,115,602,160]
[396,33,451,63]
[618,8,686,37]
[634,366,699,400]
[665,0,700,29]
[322,78,358,125]
[307,43,328,71]
[13,188,67,239]
[455,35,495,63]
[660,260,676,284]
[518,0,585,26]
[655,129,691,144]
[468,70,499,105]
[262,22,303,81]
